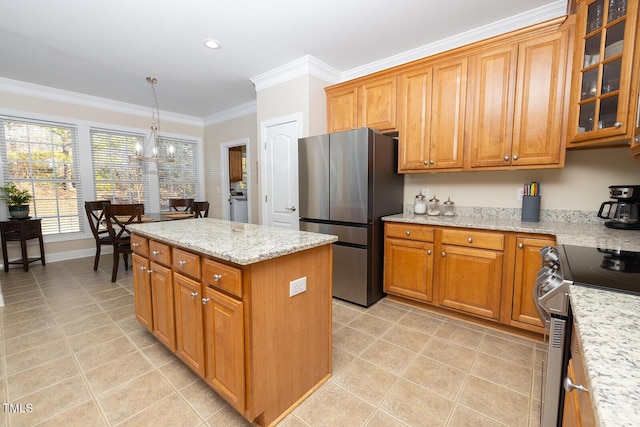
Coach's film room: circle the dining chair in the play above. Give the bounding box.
[84,200,112,271]
[191,201,210,218]
[168,198,194,212]
[104,203,144,282]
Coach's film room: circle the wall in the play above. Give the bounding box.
[404,147,640,212]
[203,113,258,222]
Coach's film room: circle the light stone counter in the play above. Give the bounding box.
[570,286,640,427]
[128,218,338,265]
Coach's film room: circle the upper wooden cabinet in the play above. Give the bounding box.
[468,27,571,169]
[229,149,243,182]
[567,0,640,149]
[398,57,467,172]
[325,74,397,133]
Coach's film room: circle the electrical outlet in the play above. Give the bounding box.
[517,187,524,201]
[289,277,307,297]
[421,188,430,199]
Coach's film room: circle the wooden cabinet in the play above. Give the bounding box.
[150,261,175,351]
[468,27,570,169]
[229,148,243,182]
[326,74,397,133]
[398,57,467,172]
[383,223,435,302]
[132,253,153,331]
[511,236,555,332]
[563,324,596,426]
[174,272,205,376]
[203,286,245,413]
[438,229,504,320]
[568,0,640,149]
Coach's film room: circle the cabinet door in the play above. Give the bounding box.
[512,236,554,329]
[438,245,503,320]
[468,45,517,168]
[398,66,432,171]
[568,0,640,147]
[151,261,176,351]
[174,273,205,376]
[132,254,153,332]
[358,75,397,132]
[512,29,569,166]
[229,149,243,182]
[384,237,434,302]
[203,287,245,413]
[326,85,358,133]
[429,58,467,169]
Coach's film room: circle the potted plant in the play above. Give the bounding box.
[0,182,33,219]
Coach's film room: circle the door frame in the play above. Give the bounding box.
[220,138,251,222]
[259,113,303,227]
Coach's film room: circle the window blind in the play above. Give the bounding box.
[157,138,198,210]
[0,115,83,235]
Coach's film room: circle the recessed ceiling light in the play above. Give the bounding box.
[202,39,221,50]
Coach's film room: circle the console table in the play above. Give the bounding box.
[0,219,45,272]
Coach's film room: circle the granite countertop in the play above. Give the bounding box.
[570,286,640,427]
[128,218,337,265]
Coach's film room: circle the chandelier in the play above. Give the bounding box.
[132,77,175,162]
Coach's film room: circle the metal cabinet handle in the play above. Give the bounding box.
[202,297,210,305]
[190,292,198,299]
[467,237,473,243]
[285,206,296,212]
[441,251,446,257]
[405,230,411,236]
[614,121,622,128]
[504,155,509,161]
[178,260,187,266]
[518,243,523,249]
[513,155,519,160]
[429,160,434,165]
[423,160,428,165]
[151,250,161,256]
[563,376,588,393]
[132,242,139,247]
[146,269,152,275]
[427,249,432,255]
[635,136,640,145]
[213,273,222,281]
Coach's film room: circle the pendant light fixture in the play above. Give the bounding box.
[132,77,175,162]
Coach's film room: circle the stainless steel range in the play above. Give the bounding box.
[534,244,640,426]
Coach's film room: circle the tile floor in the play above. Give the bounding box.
[0,255,546,426]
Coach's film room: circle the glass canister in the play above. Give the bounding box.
[443,196,455,216]
[427,195,441,216]
[414,193,427,215]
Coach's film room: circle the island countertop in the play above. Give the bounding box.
[128,218,338,265]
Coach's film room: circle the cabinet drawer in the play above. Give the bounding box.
[203,259,243,298]
[131,234,148,256]
[149,240,172,267]
[441,228,504,251]
[385,223,434,242]
[173,248,201,280]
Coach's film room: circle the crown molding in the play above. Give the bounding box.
[0,77,204,127]
[203,100,257,126]
[250,55,341,92]
[342,0,567,81]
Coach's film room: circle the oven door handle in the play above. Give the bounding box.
[533,278,551,323]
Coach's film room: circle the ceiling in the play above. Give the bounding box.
[0,0,565,120]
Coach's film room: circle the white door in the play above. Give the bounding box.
[261,115,301,229]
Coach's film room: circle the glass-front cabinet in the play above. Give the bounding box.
[568,0,640,149]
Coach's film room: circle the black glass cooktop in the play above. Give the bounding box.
[560,245,640,295]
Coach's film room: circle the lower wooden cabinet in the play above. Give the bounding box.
[203,286,245,413]
[150,261,176,351]
[174,273,205,376]
[132,253,153,331]
[563,324,595,427]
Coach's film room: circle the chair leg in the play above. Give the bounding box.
[111,250,119,283]
[94,245,101,271]
[123,253,129,270]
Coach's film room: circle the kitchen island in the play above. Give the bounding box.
[127,218,337,426]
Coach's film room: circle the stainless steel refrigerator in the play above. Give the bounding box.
[298,128,403,306]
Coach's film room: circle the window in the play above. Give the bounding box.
[90,129,148,206]
[157,138,198,210]
[0,116,83,235]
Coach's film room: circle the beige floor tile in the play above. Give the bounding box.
[33,400,107,427]
[74,335,138,371]
[421,336,478,371]
[364,410,410,427]
[458,375,530,426]
[205,405,252,426]
[2,313,55,340]
[332,326,377,355]
[90,287,132,303]
[276,414,310,427]
[480,334,535,367]
[397,311,444,335]
[59,312,114,337]
[179,379,229,419]
[403,355,466,400]
[348,313,395,337]
[380,324,431,353]
[116,392,202,427]
[141,341,179,367]
[1,304,51,327]
[5,338,70,376]
[65,323,124,353]
[159,359,201,390]
[3,326,62,356]
[7,355,79,400]
[447,405,505,427]
[331,345,356,375]
[84,351,153,394]
[435,322,485,349]
[46,294,96,312]
[471,352,532,395]
[332,303,365,325]
[3,289,44,305]
[365,301,410,322]
[332,358,399,406]
[360,339,417,376]
[97,371,174,425]
[379,378,454,427]
[105,302,136,321]
[127,328,160,349]
[0,297,47,316]
[295,382,375,426]
[53,302,103,324]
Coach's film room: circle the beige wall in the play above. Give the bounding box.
[203,113,258,222]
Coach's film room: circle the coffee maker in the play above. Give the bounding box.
[598,185,640,229]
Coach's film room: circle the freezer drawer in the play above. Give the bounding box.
[333,244,369,306]
[298,221,367,246]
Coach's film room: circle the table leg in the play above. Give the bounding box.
[1,235,8,273]
[38,234,46,266]
[20,236,29,272]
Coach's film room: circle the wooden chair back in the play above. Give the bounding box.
[168,198,194,212]
[104,203,144,243]
[84,200,112,240]
[191,201,210,218]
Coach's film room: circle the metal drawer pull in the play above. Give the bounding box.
[467,237,473,243]
[563,377,588,393]
[202,297,210,305]
[151,250,162,256]
[146,269,152,275]
[213,273,222,281]
[427,249,432,255]
[132,242,139,247]
[513,155,519,160]
[190,292,198,299]
[178,260,187,266]
[441,252,446,257]
[518,243,523,248]
[504,155,509,161]
[406,230,410,236]
[614,121,622,128]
